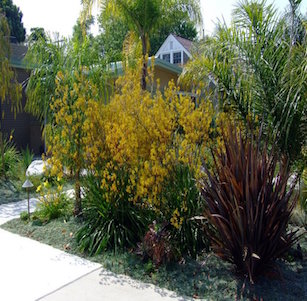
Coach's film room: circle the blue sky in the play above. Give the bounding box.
[13,0,307,38]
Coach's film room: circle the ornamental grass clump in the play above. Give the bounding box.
[200,124,300,283]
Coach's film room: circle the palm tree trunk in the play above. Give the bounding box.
[141,34,148,91]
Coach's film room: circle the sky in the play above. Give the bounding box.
[13,0,307,38]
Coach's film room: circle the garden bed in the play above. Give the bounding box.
[2,217,306,300]
[0,179,28,205]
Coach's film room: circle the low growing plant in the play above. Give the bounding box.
[21,146,34,171]
[76,173,151,255]
[35,180,72,222]
[200,124,300,283]
[0,138,21,179]
[139,221,174,266]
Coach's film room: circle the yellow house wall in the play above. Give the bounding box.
[154,67,179,90]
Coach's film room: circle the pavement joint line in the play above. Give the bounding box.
[35,266,102,301]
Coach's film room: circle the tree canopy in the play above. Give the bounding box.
[180,0,306,168]
[82,0,202,89]
[0,0,25,42]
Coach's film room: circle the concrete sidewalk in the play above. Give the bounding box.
[0,200,192,301]
[0,198,39,225]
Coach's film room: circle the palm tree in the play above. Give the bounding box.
[180,0,306,167]
[81,0,202,90]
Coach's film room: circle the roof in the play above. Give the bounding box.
[172,34,193,53]
[9,43,28,69]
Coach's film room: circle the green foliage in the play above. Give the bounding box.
[20,211,30,221]
[21,146,34,171]
[0,11,21,113]
[25,31,108,125]
[181,0,306,166]
[97,0,200,60]
[201,124,300,283]
[97,14,129,62]
[28,27,46,43]
[76,174,151,254]
[161,164,208,258]
[300,168,307,215]
[25,36,68,123]
[85,0,201,89]
[34,191,72,223]
[0,0,25,42]
[0,138,20,179]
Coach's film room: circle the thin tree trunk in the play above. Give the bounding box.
[74,168,82,217]
[141,34,147,91]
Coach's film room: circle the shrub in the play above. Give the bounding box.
[0,138,21,179]
[76,174,151,254]
[161,164,209,258]
[20,211,30,221]
[21,146,34,171]
[82,66,214,256]
[200,124,300,283]
[140,221,174,266]
[35,180,72,222]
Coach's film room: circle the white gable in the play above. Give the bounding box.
[155,34,191,65]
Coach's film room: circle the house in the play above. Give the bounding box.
[110,34,193,90]
[155,34,192,66]
[109,57,183,90]
[0,43,43,154]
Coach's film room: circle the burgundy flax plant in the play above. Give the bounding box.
[200,124,300,283]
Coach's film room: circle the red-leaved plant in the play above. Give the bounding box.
[139,221,174,266]
[200,124,300,283]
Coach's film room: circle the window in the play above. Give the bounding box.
[170,41,173,50]
[162,53,170,63]
[173,52,181,64]
[183,51,189,64]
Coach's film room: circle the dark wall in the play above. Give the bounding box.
[0,67,43,155]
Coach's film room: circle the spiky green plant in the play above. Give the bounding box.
[0,138,21,179]
[200,124,300,283]
[76,173,151,255]
[21,146,34,171]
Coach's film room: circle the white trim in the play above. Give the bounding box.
[155,34,192,61]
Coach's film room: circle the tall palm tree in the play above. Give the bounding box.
[180,0,306,167]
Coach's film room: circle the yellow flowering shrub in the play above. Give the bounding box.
[84,65,214,229]
[46,68,97,215]
[48,61,217,255]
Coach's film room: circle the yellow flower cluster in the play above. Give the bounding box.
[47,69,95,179]
[170,208,184,229]
[83,66,214,215]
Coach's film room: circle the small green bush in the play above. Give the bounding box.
[20,211,30,221]
[35,190,72,223]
